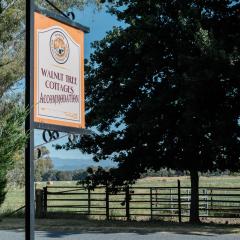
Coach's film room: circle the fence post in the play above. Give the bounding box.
[88,187,91,215]
[204,189,208,216]
[177,180,182,223]
[170,188,174,215]
[150,187,153,220]
[210,189,213,210]
[35,188,44,218]
[155,188,158,207]
[105,185,109,220]
[125,186,130,221]
[43,186,48,217]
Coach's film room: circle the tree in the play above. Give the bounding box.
[7,149,25,188]
[64,0,240,223]
[0,0,24,97]
[72,169,88,181]
[55,171,73,181]
[1,21,26,188]
[42,170,58,181]
[0,98,26,206]
[35,146,54,181]
[7,144,54,185]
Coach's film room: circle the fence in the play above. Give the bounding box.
[35,180,240,221]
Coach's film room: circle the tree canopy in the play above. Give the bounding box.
[0,0,25,97]
[64,0,240,222]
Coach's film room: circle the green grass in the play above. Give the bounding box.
[1,186,25,216]
[135,175,240,188]
[1,176,240,221]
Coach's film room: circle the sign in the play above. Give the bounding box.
[34,12,85,130]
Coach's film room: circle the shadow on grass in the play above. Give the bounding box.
[43,221,240,236]
[0,214,239,237]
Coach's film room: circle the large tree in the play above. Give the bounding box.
[64,0,240,223]
[1,0,26,194]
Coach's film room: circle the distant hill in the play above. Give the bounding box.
[52,157,117,170]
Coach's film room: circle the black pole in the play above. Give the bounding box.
[125,186,130,221]
[177,180,182,223]
[105,185,109,220]
[25,0,35,239]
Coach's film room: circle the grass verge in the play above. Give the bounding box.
[0,217,240,235]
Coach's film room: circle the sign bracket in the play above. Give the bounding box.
[44,0,75,20]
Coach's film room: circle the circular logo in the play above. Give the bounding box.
[50,31,69,64]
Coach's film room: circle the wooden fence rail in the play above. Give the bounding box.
[35,181,240,221]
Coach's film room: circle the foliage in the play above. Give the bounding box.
[72,169,88,181]
[63,0,240,222]
[0,0,25,97]
[55,171,73,181]
[37,0,102,11]
[42,169,92,181]
[35,146,54,182]
[8,145,54,184]
[0,97,26,205]
[42,170,58,181]
[6,149,25,188]
[42,170,75,181]
[0,1,30,195]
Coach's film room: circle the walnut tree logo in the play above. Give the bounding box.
[50,31,69,64]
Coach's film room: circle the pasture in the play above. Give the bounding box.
[1,175,240,219]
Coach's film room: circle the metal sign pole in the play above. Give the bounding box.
[25,1,89,239]
[25,0,35,239]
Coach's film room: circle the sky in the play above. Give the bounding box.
[34,4,123,169]
[76,4,122,57]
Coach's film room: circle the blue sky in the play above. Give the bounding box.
[76,4,122,57]
[34,4,123,168]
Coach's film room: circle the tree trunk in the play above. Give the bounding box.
[189,169,200,223]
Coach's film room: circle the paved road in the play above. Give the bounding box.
[0,231,239,240]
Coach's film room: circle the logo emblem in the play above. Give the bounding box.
[50,31,69,64]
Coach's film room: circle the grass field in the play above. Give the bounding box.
[1,175,240,220]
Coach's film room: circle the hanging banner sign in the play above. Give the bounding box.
[34,12,87,131]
